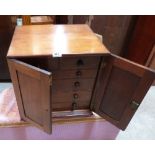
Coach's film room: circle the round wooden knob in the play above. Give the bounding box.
[74,81,80,87]
[73,93,79,99]
[77,59,84,66]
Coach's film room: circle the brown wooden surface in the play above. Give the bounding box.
[52,79,95,92]
[7,58,52,134]
[52,56,99,111]
[145,45,155,85]
[52,69,98,79]
[22,16,31,25]
[0,110,104,128]
[60,56,100,69]
[146,45,155,67]
[7,25,109,57]
[91,54,155,130]
[22,15,55,25]
[124,15,155,65]
[52,101,90,111]
[52,91,92,103]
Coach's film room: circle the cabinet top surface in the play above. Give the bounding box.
[7,24,110,57]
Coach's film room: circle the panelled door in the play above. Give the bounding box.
[91,54,155,130]
[7,59,52,134]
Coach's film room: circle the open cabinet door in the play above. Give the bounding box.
[7,59,52,134]
[91,54,155,130]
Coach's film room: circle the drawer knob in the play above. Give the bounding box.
[77,59,84,66]
[73,93,79,99]
[130,101,140,110]
[72,102,78,110]
[74,81,80,88]
[76,70,82,77]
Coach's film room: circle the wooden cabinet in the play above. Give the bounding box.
[7,25,155,134]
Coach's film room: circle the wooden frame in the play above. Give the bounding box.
[91,54,155,130]
[7,59,52,134]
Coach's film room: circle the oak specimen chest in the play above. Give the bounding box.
[7,24,155,134]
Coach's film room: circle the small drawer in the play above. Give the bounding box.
[52,101,90,111]
[52,69,98,79]
[52,79,95,92]
[60,56,100,70]
[52,91,92,103]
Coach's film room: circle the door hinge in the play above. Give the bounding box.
[130,101,140,110]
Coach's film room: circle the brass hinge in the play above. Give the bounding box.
[130,101,140,110]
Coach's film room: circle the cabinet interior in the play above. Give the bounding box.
[15,56,101,117]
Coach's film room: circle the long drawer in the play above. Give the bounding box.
[52,78,95,92]
[52,101,90,111]
[52,69,98,79]
[52,91,92,103]
[60,56,100,70]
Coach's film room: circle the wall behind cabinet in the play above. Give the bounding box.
[69,15,134,55]
[123,15,155,65]
[0,16,16,81]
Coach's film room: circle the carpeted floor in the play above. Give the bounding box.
[116,86,155,140]
[0,83,20,123]
[0,82,155,139]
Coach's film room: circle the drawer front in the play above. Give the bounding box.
[60,56,100,70]
[52,101,90,111]
[52,79,95,92]
[52,69,98,79]
[52,91,92,103]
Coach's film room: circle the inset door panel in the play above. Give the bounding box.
[7,59,52,134]
[17,72,44,126]
[92,54,155,130]
[99,67,140,121]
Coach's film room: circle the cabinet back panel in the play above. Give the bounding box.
[100,67,140,121]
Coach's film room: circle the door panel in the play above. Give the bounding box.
[91,54,155,130]
[100,67,140,121]
[7,59,52,134]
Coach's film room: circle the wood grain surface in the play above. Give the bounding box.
[7,24,109,57]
